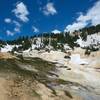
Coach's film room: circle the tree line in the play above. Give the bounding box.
[0,24,100,51]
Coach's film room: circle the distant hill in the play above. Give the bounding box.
[0,24,100,53]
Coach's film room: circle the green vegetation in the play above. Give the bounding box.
[0,24,100,51]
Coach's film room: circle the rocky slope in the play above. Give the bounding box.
[22,47,100,100]
[0,32,100,100]
[0,53,85,100]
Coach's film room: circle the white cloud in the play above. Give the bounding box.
[6,25,20,36]
[5,20,21,36]
[65,0,100,32]
[32,26,39,33]
[14,27,20,33]
[4,18,11,23]
[13,21,21,33]
[64,22,87,32]
[12,2,29,22]
[13,20,21,27]
[4,18,21,28]
[52,29,61,34]
[6,30,14,36]
[43,2,57,16]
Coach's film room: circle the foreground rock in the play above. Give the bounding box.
[0,52,15,59]
[0,54,84,100]
[22,48,100,100]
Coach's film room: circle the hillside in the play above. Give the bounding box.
[0,24,100,53]
[0,25,100,100]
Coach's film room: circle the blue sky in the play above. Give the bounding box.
[0,0,99,40]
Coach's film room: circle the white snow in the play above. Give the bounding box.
[23,48,31,53]
[76,33,100,47]
[52,29,61,34]
[0,44,23,53]
[75,37,84,47]
[70,54,88,65]
[64,44,72,50]
[1,44,14,52]
[31,44,36,49]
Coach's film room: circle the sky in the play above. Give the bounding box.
[0,0,99,40]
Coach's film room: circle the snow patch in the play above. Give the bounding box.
[76,33,100,47]
[71,54,88,65]
[1,44,14,52]
[52,29,61,34]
